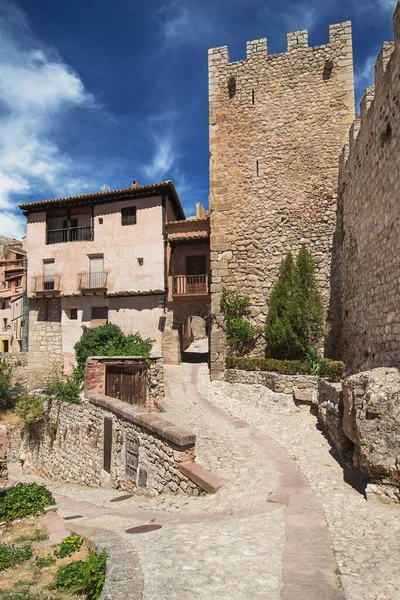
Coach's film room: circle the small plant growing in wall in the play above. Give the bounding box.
[220,290,257,356]
[15,394,45,425]
[0,362,11,411]
[44,374,82,404]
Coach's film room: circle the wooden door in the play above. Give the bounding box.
[106,364,147,409]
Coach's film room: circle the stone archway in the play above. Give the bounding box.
[162,301,211,365]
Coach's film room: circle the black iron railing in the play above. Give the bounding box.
[46,226,94,245]
[32,275,60,292]
[78,272,108,289]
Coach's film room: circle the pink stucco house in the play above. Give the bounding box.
[20,181,190,380]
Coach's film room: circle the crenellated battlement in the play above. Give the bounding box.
[208,21,352,68]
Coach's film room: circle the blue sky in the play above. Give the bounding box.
[0,0,397,238]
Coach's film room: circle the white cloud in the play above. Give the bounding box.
[0,212,26,239]
[355,53,377,92]
[283,6,317,32]
[142,111,180,181]
[156,0,223,45]
[0,1,97,223]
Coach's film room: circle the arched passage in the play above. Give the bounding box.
[162,301,211,365]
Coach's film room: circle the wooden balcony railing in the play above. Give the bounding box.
[46,226,94,245]
[173,274,209,296]
[78,271,108,290]
[32,275,60,292]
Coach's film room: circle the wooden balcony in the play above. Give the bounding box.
[172,275,209,297]
[32,275,60,293]
[46,226,94,245]
[78,271,108,290]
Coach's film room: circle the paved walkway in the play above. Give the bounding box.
[10,362,400,599]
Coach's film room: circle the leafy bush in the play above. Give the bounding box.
[0,483,55,522]
[15,394,45,425]
[50,551,107,600]
[220,290,257,356]
[265,246,325,360]
[33,553,56,569]
[0,362,11,411]
[226,356,344,381]
[318,359,344,382]
[0,543,33,571]
[74,323,153,382]
[54,534,83,559]
[44,374,81,404]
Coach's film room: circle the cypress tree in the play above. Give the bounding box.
[294,244,325,357]
[265,252,301,359]
[265,246,325,360]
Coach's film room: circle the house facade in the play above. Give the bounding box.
[0,238,26,353]
[21,181,187,387]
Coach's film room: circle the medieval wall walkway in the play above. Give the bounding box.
[10,362,400,599]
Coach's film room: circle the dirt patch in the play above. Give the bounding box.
[0,516,89,599]
[0,411,23,427]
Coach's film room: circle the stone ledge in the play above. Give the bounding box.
[179,462,224,494]
[75,527,143,600]
[88,393,196,449]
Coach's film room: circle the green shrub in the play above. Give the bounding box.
[73,323,153,382]
[44,374,81,404]
[54,534,83,559]
[265,246,325,360]
[220,290,257,356]
[226,356,344,381]
[318,359,345,382]
[33,553,56,569]
[0,543,33,571]
[15,394,45,425]
[0,362,11,411]
[50,551,106,600]
[0,483,55,522]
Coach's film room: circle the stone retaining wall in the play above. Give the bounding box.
[6,425,23,462]
[0,425,7,488]
[20,393,201,496]
[0,352,28,390]
[225,369,319,399]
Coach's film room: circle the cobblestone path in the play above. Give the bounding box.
[10,362,400,599]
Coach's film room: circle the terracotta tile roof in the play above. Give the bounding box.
[168,232,209,242]
[19,180,185,220]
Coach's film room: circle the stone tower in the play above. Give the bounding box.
[208,22,355,379]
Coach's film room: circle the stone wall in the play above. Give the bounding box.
[6,425,23,462]
[338,6,400,372]
[27,298,63,390]
[225,369,319,398]
[0,352,28,390]
[208,22,355,379]
[20,394,201,495]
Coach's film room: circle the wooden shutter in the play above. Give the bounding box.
[103,417,112,473]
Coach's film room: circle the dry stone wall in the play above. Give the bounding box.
[338,5,400,372]
[208,23,355,378]
[20,395,201,495]
[0,352,27,390]
[27,298,63,390]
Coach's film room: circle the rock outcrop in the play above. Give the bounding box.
[343,367,400,501]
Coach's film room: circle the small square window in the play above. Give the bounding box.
[70,308,78,320]
[137,258,144,266]
[121,206,136,226]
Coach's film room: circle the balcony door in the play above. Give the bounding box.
[186,255,206,276]
[90,256,104,288]
[43,260,55,290]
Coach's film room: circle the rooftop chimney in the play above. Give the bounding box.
[131,179,139,189]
